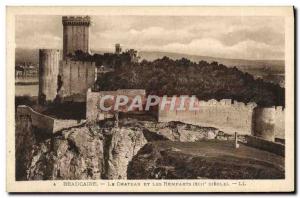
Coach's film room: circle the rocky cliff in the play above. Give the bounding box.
[15,118,284,180]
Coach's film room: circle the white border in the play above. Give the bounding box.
[1,1,298,196]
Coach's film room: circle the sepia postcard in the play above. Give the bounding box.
[6,6,294,192]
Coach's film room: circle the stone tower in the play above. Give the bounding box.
[62,16,91,59]
[115,43,122,55]
[38,49,61,103]
[253,107,276,141]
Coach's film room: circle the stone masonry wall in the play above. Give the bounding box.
[86,92,285,139]
[86,89,146,122]
[275,106,285,139]
[158,98,257,135]
[157,97,285,138]
[252,107,285,140]
[38,49,61,102]
[62,16,91,59]
[17,105,85,134]
[17,105,55,134]
[59,60,96,102]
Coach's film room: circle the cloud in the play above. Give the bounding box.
[16,15,285,60]
[90,26,196,49]
[217,24,285,47]
[15,15,62,49]
[147,38,284,60]
[16,32,62,49]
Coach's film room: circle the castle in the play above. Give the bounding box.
[38,16,140,104]
[38,16,96,104]
[33,15,285,147]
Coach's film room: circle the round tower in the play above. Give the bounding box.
[38,49,61,104]
[253,107,275,141]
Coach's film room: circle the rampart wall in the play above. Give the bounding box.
[17,105,85,134]
[86,89,146,122]
[59,60,96,102]
[86,91,285,139]
[17,105,55,134]
[158,98,257,135]
[158,97,285,138]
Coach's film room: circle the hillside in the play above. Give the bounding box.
[95,56,284,107]
[128,140,284,179]
[139,51,284,69]
[15,48,284,71]
[138,51,285,87]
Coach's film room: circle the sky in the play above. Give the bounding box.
[15,15,285,60]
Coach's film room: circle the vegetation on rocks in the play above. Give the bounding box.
[92,55,284,107]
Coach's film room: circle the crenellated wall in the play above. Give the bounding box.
[59,60,96,102]
[18,92,285,141]
[157,97,285,138]
[85,92,285,139]
[158,98,257,135]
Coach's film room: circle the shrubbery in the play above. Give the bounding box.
[69,51,285,107]
[95,56,284,107]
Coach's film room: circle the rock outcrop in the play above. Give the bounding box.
[19,122,148,180]
[25,126,104,180]
[16,118,149,180]
[16,117,282,180]
[15,113,38,180]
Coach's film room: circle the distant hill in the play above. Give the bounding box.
[138,51,285,87]
[15,48,285,86]
[138,51,285,73]
[15,48,284,70]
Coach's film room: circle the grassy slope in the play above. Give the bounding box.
[128,140,284,179]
